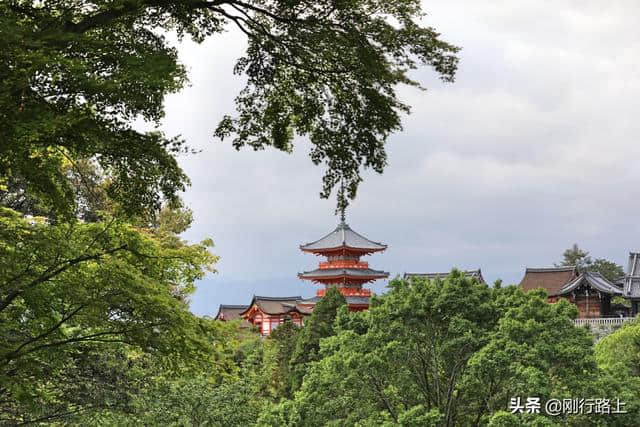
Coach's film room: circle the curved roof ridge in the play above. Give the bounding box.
[300,266,389,274]
[342,222,385,246]
[252,295,302,301]
[558,271,622,295]
[525,266,577,273]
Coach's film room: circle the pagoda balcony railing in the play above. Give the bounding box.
[573,317,635,327]
[319,260,368,269]
[316,287,372,297]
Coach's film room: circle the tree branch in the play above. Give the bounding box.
[2,322,168,365]
[63,1,146,33]
[1,305,86,363]
[62,0,228,34]
[367,373,398,422]
[0,244,129,313]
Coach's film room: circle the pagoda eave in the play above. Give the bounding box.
[299,268,388,279]
[298,274,387,280]
[300,245,387,256]
[298,274,389,285]
[300,278,379,285]
[299,222,387,254]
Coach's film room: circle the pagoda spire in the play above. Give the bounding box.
[338,178,347,224]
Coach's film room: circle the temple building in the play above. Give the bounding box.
[215,295,314,336]
[404,269,485,283]
[215,219,389,335]
[519,266,626,318]
[237,296,310,335]
[621,252,640,315]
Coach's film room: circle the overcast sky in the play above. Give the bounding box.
[157,1,640,316]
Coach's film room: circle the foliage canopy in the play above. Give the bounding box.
[2,0,459,214]
[257,274,638,426]
[0,206,224,423]
[558,243,625,281]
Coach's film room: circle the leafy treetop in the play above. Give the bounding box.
[557,243,624,282]
[2,0,459,216]
[0,206,223,423]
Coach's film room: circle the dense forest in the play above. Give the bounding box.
[3,261,639,425]
[1,1,638,425]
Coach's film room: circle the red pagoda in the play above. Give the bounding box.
[215,217,389,335]
[298,219,389,311]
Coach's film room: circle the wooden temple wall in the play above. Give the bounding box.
[256,314,304,336]
[573,294,603,318]
[548,294,609,318]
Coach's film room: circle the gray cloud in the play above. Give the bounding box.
[156,1,640,315]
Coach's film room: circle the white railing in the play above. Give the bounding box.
[573,317,635,327]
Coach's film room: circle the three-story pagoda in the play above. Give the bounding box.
[298,220,389,311]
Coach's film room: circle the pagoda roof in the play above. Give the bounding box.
[300,222,386,254]
[298,267,389,280]
[558,271,622,296]
[240,295,309,316]
[404,269,484,283]
[214,304,249,321]
[519,266,578,295]
[624,252,640,299]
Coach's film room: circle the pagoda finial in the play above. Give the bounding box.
[339,179,346,224]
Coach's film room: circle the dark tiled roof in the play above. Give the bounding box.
[558,271,623,296]
[519,266,578,296]
[624,252,640,299]
[239,295,317,316]
[299,267,389,279]
[404,269,485,283]
[296,304,314,315]
[300,222,386,253]
[243,296,302,315]
[215,304,248,321]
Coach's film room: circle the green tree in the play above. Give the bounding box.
[2,0,458,214]
[291,272,497,426]
[70,322,266,425]
[0,207,225,423]
[290,286,346,391]
[265,320,300,399]
[487,411,557,427]
[463,287,596,425]
[558,243,592,269]
[557,244,624,281]
[277,273,624,426]
[94,374,263,426]
[590,258,625,282]
[588,320,640,427]
[595,319,640,377]
[0,158,112,222]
